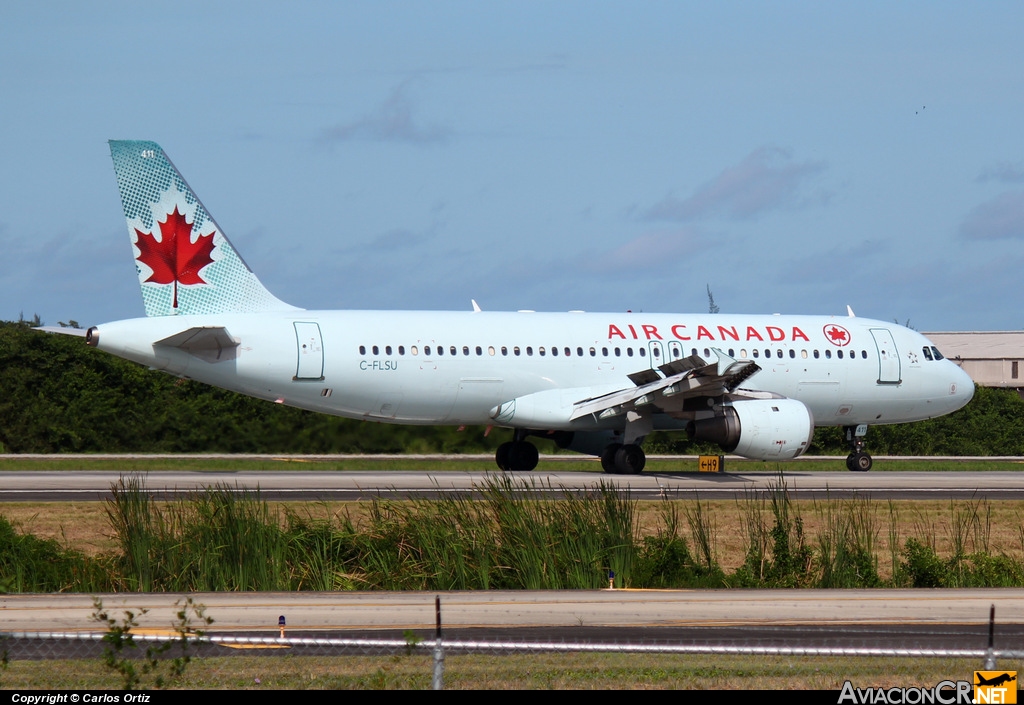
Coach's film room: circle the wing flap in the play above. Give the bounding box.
[570,349,760,421]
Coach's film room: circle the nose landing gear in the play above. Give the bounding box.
[844,425,872,472]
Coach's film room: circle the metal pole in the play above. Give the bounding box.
[983,604,996,670]
[432,595,444,690]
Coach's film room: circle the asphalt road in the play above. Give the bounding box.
[2,469,1024,501]
[2,590,1021,656]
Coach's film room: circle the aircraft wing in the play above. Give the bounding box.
[569,349,761,422]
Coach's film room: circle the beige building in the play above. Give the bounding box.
[924,331,1024,395]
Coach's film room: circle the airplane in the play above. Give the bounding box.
[975,673,1017,688]
[45,141,976,473]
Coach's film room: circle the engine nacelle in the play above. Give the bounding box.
[687,398,814,460]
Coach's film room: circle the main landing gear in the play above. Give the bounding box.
[600,443,646,475]
[495,430,539,472]
[844,425,872,472]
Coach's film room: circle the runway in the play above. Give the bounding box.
[2,590,1022,653]
[2,469,1024,501]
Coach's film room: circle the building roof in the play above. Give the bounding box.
[923,331,1024,360]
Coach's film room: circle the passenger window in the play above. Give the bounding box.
[359,345,366,355]
[501,346,508,356]
[398,346,405,355]
[740,349,747,358]
[614,348,621,357]
[552,347,558,357]
[411,346,418,356]
[373,345,379,355]
[478,346,484,356]
[862,350,868,359]
[437,346,443,356]
[527,347,533,356]
[514,346,521,356]
[424,346,431,356]
[825,349,832,359]
[641,348,648,357]
[463,346,469,356]
[837,350,843,359]
[539,347,546,356]
[577,347,583,356]
[777,349,783,359]
[566,347,572,357]
[813,350,820,359]
[450,346,457,356]
[789,349,795,359]
[753,349,759,358]
[728,349,735,357]
[385,345,392,355]
[801,350,807,359]
[589,347,596,357]
[627,348,633,357]
[602,347,609,356]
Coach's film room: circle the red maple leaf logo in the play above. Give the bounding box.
[823,324,851,346]
[134,207,216,308]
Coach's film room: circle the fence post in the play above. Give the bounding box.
[983,604,996,670]
[432,595,444,690]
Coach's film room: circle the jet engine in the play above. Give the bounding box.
[686,398,813,460]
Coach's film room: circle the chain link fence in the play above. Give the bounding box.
[2,628,1021,690]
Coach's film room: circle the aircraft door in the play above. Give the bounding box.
[648,341,664,370]
[870,328,901,385]
[293,322,325,380]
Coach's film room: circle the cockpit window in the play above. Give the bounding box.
[922,346,933,361]
[931,346,944,360]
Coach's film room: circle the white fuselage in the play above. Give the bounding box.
[93,310,975,431]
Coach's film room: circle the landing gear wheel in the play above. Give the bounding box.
[846,452,872,472]
[495,442,513,471]
[614,444,646,475]
[509,441,539,472]
[601,443,623,474]
[843,425,872,472]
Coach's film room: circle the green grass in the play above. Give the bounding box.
[0,652,1008,690]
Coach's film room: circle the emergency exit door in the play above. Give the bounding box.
[294,322,324,380]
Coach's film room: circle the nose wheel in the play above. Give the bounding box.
[844,425,872,472]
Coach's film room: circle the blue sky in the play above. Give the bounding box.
[2,2,1022,330]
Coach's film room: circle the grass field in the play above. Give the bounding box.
[0,651,1004,690]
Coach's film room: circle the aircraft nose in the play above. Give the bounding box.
[948,364,975,411]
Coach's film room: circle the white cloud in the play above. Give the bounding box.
[319,83,451,145]
[976,161,1024,184]
[959,190,1024,240]
[644,147,829,222]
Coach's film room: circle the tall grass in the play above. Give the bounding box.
[9,474,1024,592]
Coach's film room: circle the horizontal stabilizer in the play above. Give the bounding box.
[33,326,88,337]
[154,326,238,363]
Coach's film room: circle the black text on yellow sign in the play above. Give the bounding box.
[698,455,723,473]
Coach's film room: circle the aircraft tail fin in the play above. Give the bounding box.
[108,140,298,317]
